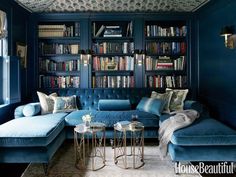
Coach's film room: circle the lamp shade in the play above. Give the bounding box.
[220,26,234,36]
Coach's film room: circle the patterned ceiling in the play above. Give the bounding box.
[15,0,210,13]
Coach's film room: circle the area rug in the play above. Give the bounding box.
[21,141,201,177]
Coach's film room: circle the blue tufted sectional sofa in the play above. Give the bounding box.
[0,88,235,168]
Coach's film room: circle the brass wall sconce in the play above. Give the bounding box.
[134,50,145,65]
[79,49,92,66]
[220,25,235,49]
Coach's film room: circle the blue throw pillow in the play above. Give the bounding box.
[22,102,41,117]
[98,99,131,111]
[136,97,165,116]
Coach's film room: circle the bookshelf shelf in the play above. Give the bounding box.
[40,71,80,76]
[93,70,134,76]
[38,21,81,89]
[92,53,133,57]
[92,37,133,41]
[144,20,188,89]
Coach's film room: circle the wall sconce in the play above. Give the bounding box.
[220,25,234,48]
[79,49,92,66]
[134,50,145,65]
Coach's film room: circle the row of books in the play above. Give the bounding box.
[145,56,185,70]
[40,59,80,72]
[93,22,133,37]
[93,56,134,71]
[92,42,134,54]
[38,23,80,37]
[146,75,187,88]
[39,43,80,55]
[92,76,135,88]
[39,75,80,88]
[145,25,187,37]
[146,42,186,55]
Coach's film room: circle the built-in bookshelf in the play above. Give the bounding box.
[38,22,81,89]
[144,20,188,89]
[91,20,135,88]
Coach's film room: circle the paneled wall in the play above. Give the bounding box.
[196,0,236,128]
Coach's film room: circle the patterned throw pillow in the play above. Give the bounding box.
[53,95,78,113]
[151,91,173,113]
[166,88,189,112]
[37,91,57,115]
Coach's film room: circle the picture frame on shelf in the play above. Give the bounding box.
[16,42,27,68]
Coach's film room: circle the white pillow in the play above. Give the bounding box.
[37,91,57,115]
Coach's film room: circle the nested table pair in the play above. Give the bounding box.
[74,121,144,170]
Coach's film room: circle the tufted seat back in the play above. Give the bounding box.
[40,88,164,110]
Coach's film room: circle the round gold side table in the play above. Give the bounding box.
[114,121,144,169]
[74,122,106,171]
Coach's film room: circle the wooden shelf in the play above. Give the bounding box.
[92,53,133,57]
[92,37,133,41]
[40,71,80,76]
[93,70,134,76]
[145,70,185,75]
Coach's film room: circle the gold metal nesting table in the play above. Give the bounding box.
[74,122,106,171]
[114,121,144,169]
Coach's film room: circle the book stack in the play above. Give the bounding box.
[39,75,80,88]
[156,56,173,70]
[40,43,80,55]
[103,26,122,37]
[38,25,66,37]
[146,75,187,88]
[92,42,134,54]
[146,25,187,37]
[174,56,185,70]
[93,76,134,88]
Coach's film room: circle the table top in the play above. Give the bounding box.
[74,122,106,134]
[114,121,144,132]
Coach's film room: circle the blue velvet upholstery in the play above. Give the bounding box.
[168,143,236,162]
[65,110,159,128]
[22,102,41,117]
[171,117,236,146]
[98,99,131,111]
[0,113,67,147]
[136,97,164,116]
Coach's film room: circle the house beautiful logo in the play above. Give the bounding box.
[174,162,235,174]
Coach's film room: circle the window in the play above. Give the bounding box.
[0,10,9,104]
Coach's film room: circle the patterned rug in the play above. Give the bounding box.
[21,141,201,177]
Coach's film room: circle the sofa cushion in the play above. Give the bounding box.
[166,88,188,112]
[23,102,41,117]
[52,95,78,113]
[171,117,236,146]
[14,105,26,118]
[0,113,67,147]
[136,97,164,116]
[65,110,159,128]
[37,91,57,115]
[151,91,173,113]
[98,99,131,111]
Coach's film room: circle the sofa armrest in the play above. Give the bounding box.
[184,100,209,116]
[14,102,41,118]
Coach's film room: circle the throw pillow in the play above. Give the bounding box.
[136,97,165,116]
[22,102,41,117]
[37,91,58,115]
[151,91,173,113]
[166,88,189,112]
[53,95,78,113]
[98,99,131,111]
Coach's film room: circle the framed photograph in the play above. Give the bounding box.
[16,43,27,68]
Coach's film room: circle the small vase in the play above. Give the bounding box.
[85,120,90,128]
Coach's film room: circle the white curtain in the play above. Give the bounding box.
[0,10,7,39]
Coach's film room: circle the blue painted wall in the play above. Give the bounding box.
[196,0,236,129]
[0,0,29,124]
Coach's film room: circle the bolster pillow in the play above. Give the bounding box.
[98,99,131,111]
[22,102,41,117]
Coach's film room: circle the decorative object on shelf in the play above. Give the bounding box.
[82,114,93,127]
[220,25,235,48]
[134,50,145,66]
[16,42,27,68]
